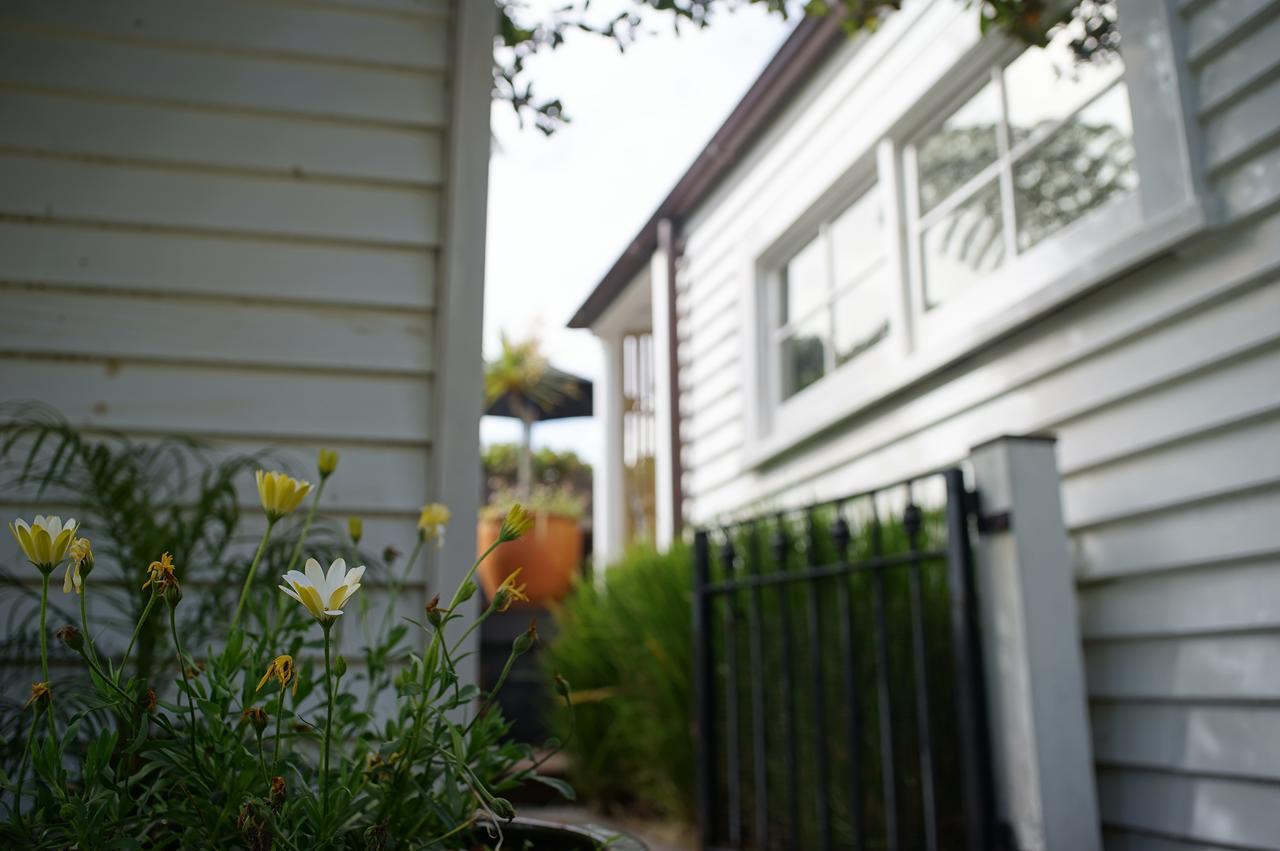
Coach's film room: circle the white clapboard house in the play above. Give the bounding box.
[572,1,1280,847]
[0,1,492,680]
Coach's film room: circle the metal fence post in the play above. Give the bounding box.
[969,436,1102,851]
[693,529,717,848]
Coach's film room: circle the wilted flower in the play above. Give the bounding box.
[255,470,312,522]
[236,800,272,851]
[269,776,287,813]
[498,504,533,543]
[278,558,364,624]
[23,681,50,710]
[347,516,363,545]
[63,536,93,594]
[9,515,78,574]
[241,705,269,732]
[185,660,205,679]
[256,654,298,696]
[142,687,157,713]
[492,568,529,613]
[54,625,83,653]
[554,672,571,700]
[424,595,445,628]
[417,503,451,546]
[317,448,339,479]
[142,552,180,600]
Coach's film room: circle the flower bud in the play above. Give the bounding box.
[54,624,83,653]
[456,580,477,604]
[498,504,533,543]
[383,545,401,565]
[241,705,269,733]
[347,516,363,545]
[512,616,538,657]
[317,448,339,479]
[491,797,516,820]
[554,673,571,700]
[334,655,348,680]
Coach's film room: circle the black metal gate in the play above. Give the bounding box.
[692,469,996,851]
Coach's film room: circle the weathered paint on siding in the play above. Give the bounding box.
[0,1,460,653]
[671,1,1280,846]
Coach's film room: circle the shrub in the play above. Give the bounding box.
[542,544,696,822]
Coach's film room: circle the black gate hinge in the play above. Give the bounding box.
[966,489,1012,534]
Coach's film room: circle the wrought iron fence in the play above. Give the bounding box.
[693,468,995,850]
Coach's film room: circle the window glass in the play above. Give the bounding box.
[1013,83,1137,251]
[1004,23,1124,148]
[921,180,1005,307]
[915,80,1002,215]
[781,234,827,325]
[833,272,892,366]
[781,312,828,398]
[830,190,885,288]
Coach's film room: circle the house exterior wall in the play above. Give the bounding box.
[0,0,490,669]
[672,0,1280,847]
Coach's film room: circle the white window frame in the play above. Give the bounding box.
[744,1,1209,467]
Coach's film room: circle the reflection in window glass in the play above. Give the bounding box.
[1004,22,1124,148]
[833,273,891,366]
[782,235,827,325]
[782,312,828,397]
[915,80,1001,214]
[830,190,885,287]
[1013,84,1137,251]
[921,180,1005,307]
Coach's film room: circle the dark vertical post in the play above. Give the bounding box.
[903,494,938,851]
[720,534,743,847]
[693,529,718,848]
[746,524,771,849]
[832,511,866,847]
[805,510,832,851]
[869,498,899,851]
[944,469,994,851]
[773,518,801,848]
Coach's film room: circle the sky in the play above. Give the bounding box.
[480,1,794,463]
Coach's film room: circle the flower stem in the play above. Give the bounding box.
[283,479,326,577]
[232,518,277,632]
[379,536,425,637]
[271,683,286,778]
[120,593,157,679]
[321,620,335,820]
[168,604,199,766]
[79,587,99,667]
[11,707,38,828]
[37,572,56,740]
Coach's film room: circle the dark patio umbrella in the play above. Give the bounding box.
[483,367,593,421]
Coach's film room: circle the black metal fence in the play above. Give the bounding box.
[693,469,995,851]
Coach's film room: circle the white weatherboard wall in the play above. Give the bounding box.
[672,0,1280,847]
[0,0,489,674]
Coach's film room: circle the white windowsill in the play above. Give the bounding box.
[743,198,1209,470]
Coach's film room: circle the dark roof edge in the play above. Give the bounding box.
[567,13,847,329]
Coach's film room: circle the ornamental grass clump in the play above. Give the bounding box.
[2,442,574,849]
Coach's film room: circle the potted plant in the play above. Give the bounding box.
[2,439,642,850]
[477,485,586,606]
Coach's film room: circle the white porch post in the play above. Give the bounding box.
[649,222,678,550]
[593,331,626,571]
[969,435,1101,851]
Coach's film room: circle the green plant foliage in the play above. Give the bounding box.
[0,413,572,848]
[545,502,969,846]
[542,544,696,822]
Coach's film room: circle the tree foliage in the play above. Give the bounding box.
[493,0,1120,135]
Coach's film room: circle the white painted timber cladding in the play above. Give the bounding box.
[0,1,456,647]
[671,1,1280,846]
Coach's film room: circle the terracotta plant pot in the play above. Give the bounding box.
[477,509,583,606]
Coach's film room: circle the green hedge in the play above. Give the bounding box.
[546,504,973,849]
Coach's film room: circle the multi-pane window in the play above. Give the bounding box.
[909,23,1137,308]
[776,186,892,398]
